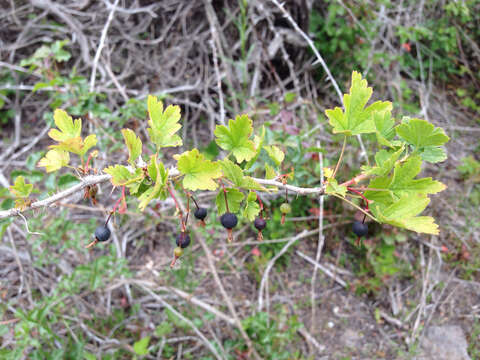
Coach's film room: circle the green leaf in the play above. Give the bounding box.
[9,176,33,198]
[364,156,446,202]
[48,109,81,142]
[396,118,450,148]
[80,134,97,157]
[364,146,404,176]
[176,149,221,191]
[104,165,144,186]
[138,155,168,211]
[214,114,255,163]
[419,146,447,163]
[245,126,265,169]
[243,191,260,221]
[147,95,182,148]
[220,159,265,190]
[325,71,392,136]
[216,188,244,214]
[58,174,80,188]
[325,179,347,197]
[265,163,276,179]
[133,336,150,356]
[372,195,439,234]
[374,110,395,147]
[37,149,70,172]
[263,145,285,166]
[121,129,142,165]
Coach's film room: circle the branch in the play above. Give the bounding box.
[0,174,111,219]
[0,169,327,220]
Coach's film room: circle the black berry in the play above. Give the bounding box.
[254,217,266,231]
[194,207,207,221]
[352,221,368,237]
[176,232,191,248]
[95,225,111,242]
[220,212,238,229]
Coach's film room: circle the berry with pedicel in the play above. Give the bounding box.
[170,246,184,268]
[194,207,207,226]
[194,207,207,221]
[352,221,368,237]
[352,220,368,247]
[254,217,267,241]
[279,203,291,225]
[221,212,238,229]
[176,232,191,248]
[95,225,111,242]
[221,212,238,242]
[280,203,292,214]
[254,217,266,231]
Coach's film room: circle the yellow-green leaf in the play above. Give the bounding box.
[121,129,142,165]
[243,191,260,221]
[147,95,182,148]
[373,195,439,234]
[176,149,221,191]
[48,109,82,142]
[37,149,70,172]
[9,176,33,198]
[104,165,144,186]
[214,114,255,163]
[81,134,97,156]
[325,179,347,197]
[325,71,392,136]
[138,155,168,211]
[263,145,285,166]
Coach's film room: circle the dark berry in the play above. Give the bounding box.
[254,217,266,231]
[220,212,238,229]
[352,221,368,237]
[176,232,191,248]
[280,203,291,214]
[95,225,111,242]
[194,207,207,220]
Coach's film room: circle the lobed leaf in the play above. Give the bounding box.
[104,165,143,187]
[147,95,182,148]
[121,129,142,165]
[372,195,439,234]
[176,149,221,191]
[48,109,82,142]
[138,155,168,211]
[10,176,33,198]
[325,71,392,136]
[263,145,285,166]
[216,188,244,214]
[37,149,70,172]
[214,114,255,163]
[396,118,449,148]
[220,159,265,190]
[243,191,261,221]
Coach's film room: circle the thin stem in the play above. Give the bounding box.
[347,187,369,211]
[167,182,185,231]
[332,194,376,222]
[332,136,347,179]
[105,186,126,226]
[221,181,230,213]
[190,194,200,210]
[254,190,264,217]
